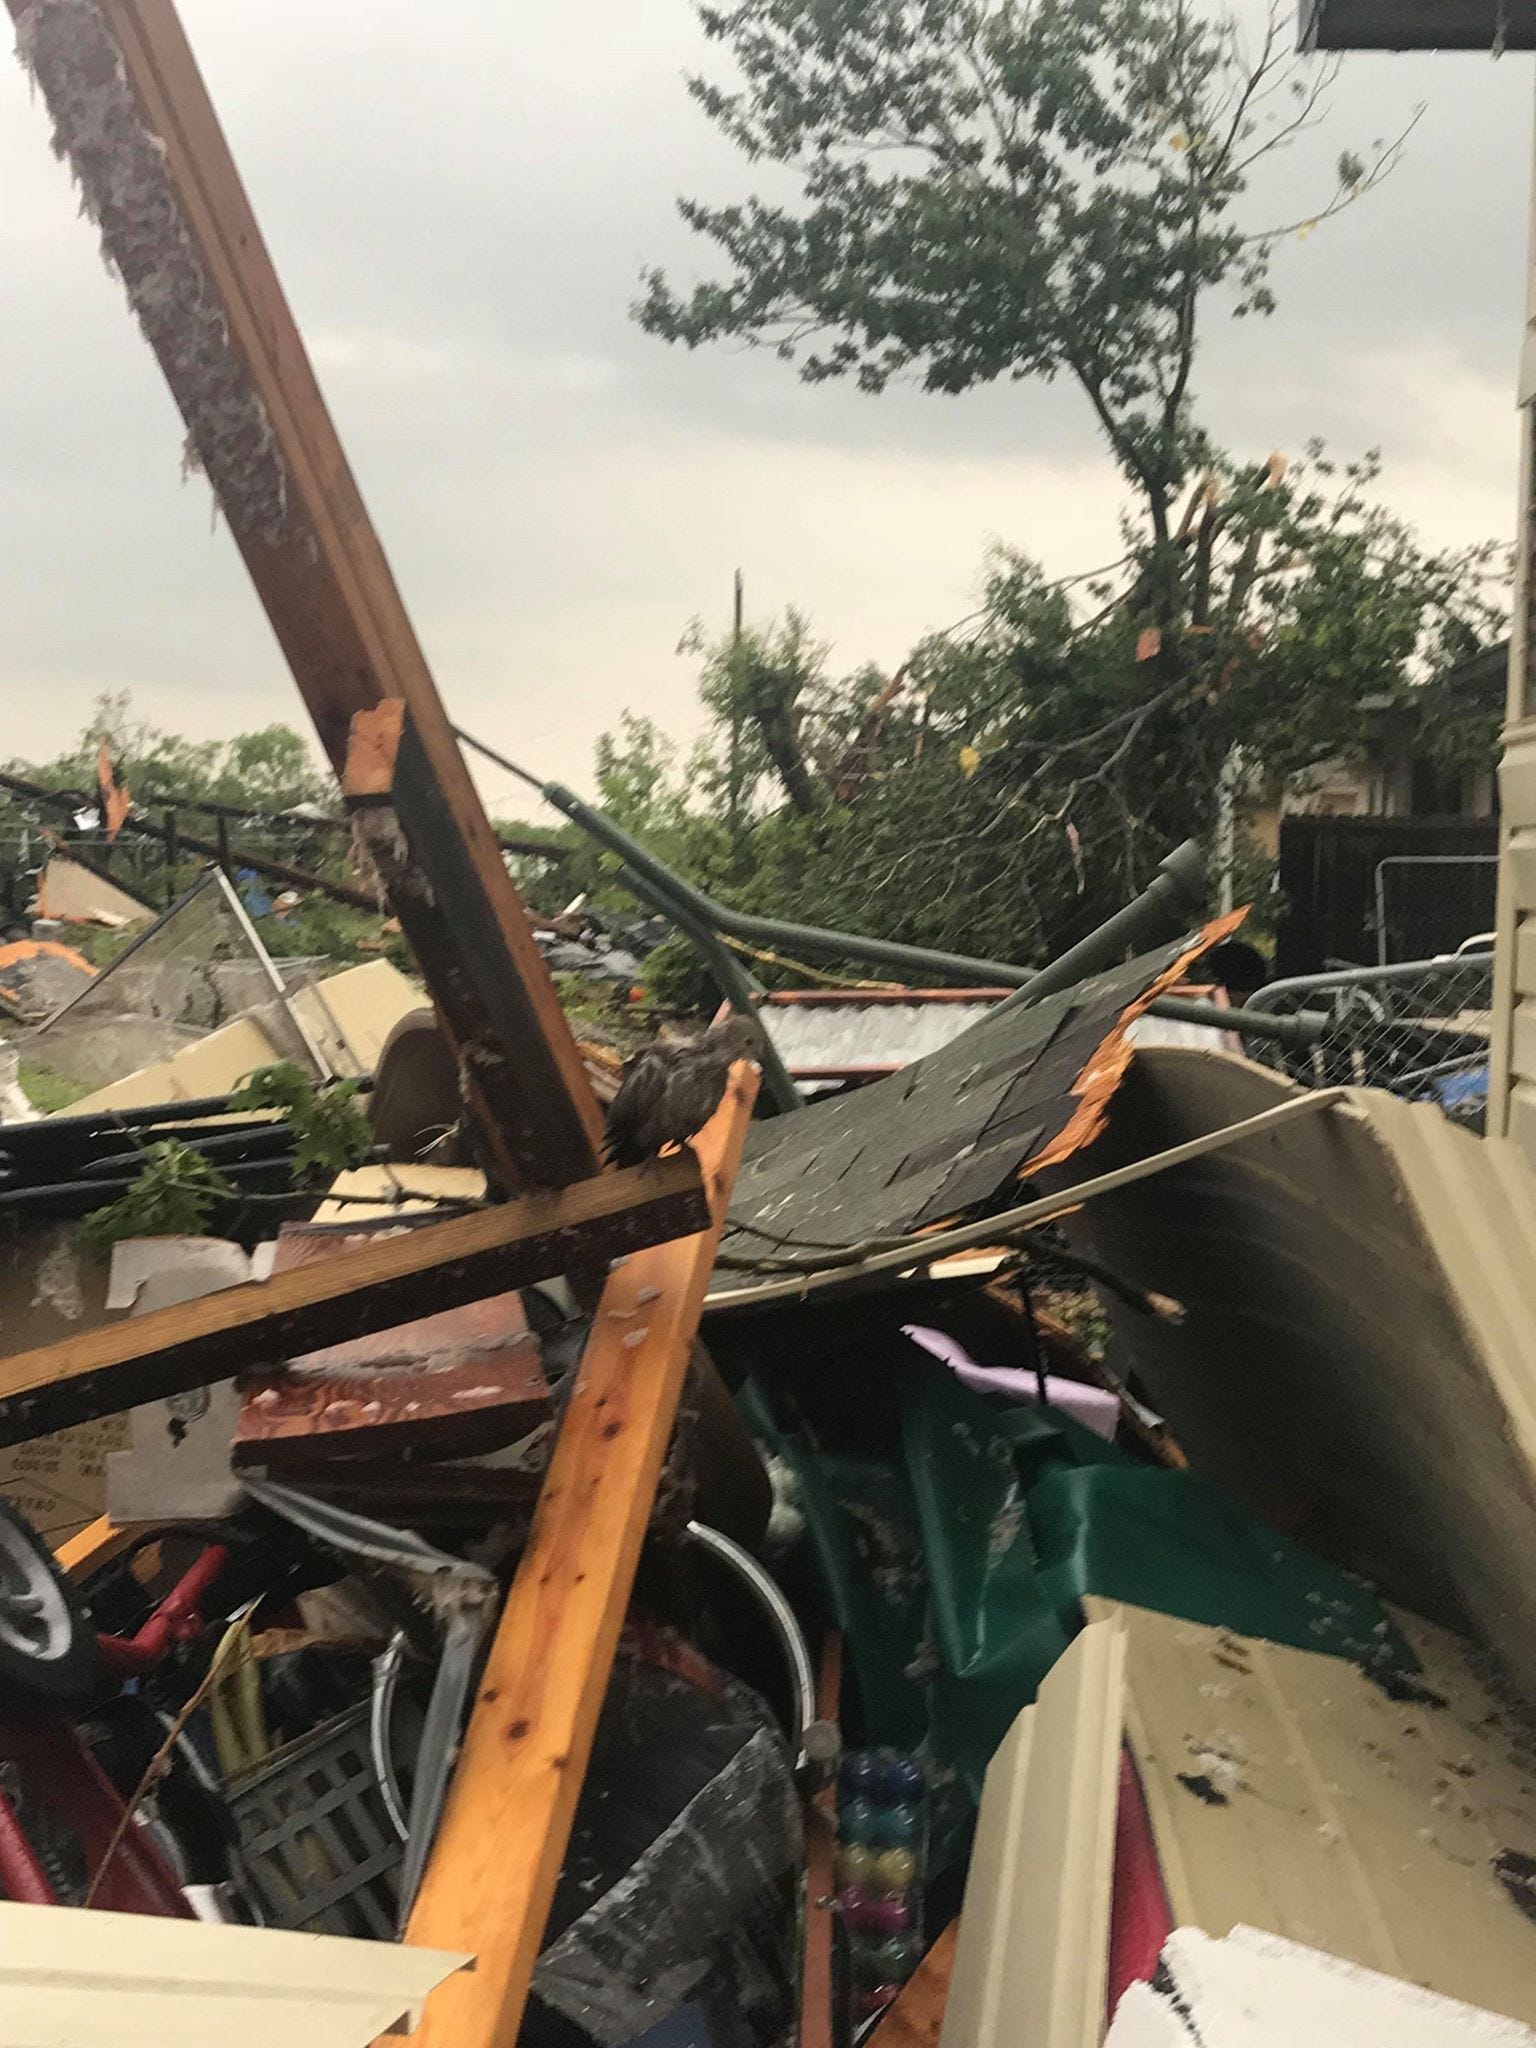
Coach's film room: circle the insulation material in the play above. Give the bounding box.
[1086,1597,1536,2029]
[14,0,294,546]
[1108,1926,1536,2047]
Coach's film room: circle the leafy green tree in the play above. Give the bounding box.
[622,0,1501,963]
[578,452,1503,970]
[14,690,329,814]
[638,0,1409,548]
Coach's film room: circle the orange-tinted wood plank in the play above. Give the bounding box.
[867,1921,959,2048]
[402,1066,759,2047]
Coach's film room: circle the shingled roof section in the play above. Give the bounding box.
[714,913,1242,1285]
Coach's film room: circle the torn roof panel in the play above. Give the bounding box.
[715,916,1242,1285]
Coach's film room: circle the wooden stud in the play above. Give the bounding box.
[868,1922,959,2048]
[9,0,603,1189]
[800,1631,844,2048]
[0,1156,705,1448]
[402,1065,759,2048]
[345,701,602,1178]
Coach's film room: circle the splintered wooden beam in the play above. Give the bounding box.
[344,701,595,1178]
[0,1157,705,1448]
[402,1065,759,2048]
[9,0,602,1189]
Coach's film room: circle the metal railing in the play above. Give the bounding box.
[1244,949,1493,1127]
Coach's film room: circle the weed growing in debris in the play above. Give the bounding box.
[77,1139,237,1260]
[76,1062,373,1258]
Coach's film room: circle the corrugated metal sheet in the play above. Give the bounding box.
[759,995,1004,1075]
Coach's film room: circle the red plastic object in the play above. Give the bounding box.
[1106,1746,1172,2023]
[0,1722,191,1916]
[0,1786,54,1904]
[96,1544,229,1677]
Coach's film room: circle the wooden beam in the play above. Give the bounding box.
[867,1922,959,2048]
[402,1064,759,2048]
[10,0,603,1189]
[800,1632,844,2048]
[0,1157,705,1448]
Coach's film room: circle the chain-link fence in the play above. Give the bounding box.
[1244,950,1493,1131]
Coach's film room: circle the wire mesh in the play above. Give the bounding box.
[1247,951,1493,1131]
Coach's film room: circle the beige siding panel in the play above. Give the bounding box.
[0,1898,466,2045]
[940,1621,1125,2048]
[1061,1049,1536,1709]
[290,959,422,1076]
[1507,1077,1536,1159]
[1500,742,1536,824]
[1089,1598,1536,2028]
[1511,997,1536,1086]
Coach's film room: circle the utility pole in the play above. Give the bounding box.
[728,567,745,840]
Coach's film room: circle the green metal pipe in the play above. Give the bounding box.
[1147,994,1328,1049]
[988,841,1208,1018]
[616,864,804,1117]
[544,782,1036,986]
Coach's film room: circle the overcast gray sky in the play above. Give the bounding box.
[1,4,1531,820]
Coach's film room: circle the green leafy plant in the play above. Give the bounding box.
[77,1141,237,1262]
[77,1063,374,1259]
[227,1062,373,1178]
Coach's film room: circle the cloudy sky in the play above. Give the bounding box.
[0,3,1530,821]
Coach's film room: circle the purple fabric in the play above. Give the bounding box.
[902,1324,1119,1441]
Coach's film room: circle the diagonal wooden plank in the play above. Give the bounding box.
[9,0,602,1188]
[0,1156,705,1448]
[401,1064,759,2048]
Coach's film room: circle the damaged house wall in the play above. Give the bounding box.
[1061,1046,1536,1706]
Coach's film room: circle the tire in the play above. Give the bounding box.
[0,1498,103,1709]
